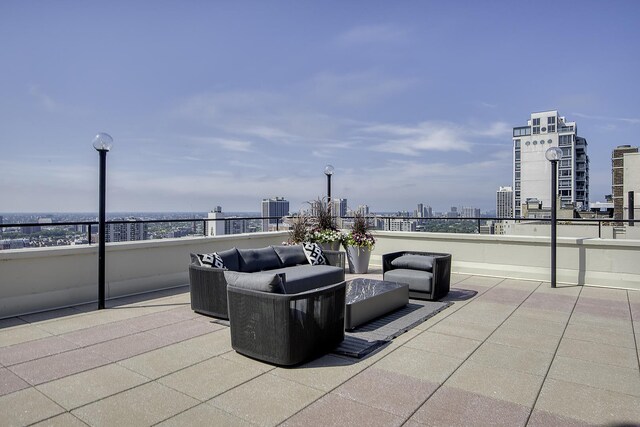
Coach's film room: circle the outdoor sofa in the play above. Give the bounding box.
[382,251,451,300]
[189,244,345,319]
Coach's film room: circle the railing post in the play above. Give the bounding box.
[477,218,481,233]
[629,191,635,226]
[87,224,92,245]
[276,217,279,231]
[202,220,207,236]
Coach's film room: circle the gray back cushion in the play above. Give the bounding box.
[237,247,282,272]
[391,255,434,272]
[224,271,285,294]
[217,248,240,271]
[272,245,308,267]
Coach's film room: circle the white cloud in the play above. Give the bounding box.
[572,112,640,125]
[337,24,409,45]
[189,136,253,152]
[309,71,416,106]
[28,85,60,112]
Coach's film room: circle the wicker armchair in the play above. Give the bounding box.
[227,280,346,366]
[382,251,451,301]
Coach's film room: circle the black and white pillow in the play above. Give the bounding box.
[196,252,226,269]
[302,242,327,266]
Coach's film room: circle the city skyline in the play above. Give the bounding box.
[2,1,639,213]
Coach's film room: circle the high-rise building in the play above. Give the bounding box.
[496,186,513,218]
[106,218,147,242]
[331,198,347,218]
[461,207,480,218]
[513,110,589,217]
[612,145,639,220]
[261,197,289,231]
[356,205,369,216]
[208,206,225,236]
[386,219,417,232]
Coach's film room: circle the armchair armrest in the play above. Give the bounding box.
[188,264,229,319]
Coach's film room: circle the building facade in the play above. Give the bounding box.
[496,186,513,218]
[106,218,147,243]
[612,145,639,220]
[513,110,589,217]
[261,197,289,231]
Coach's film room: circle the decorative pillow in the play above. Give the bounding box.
[272,245,308,267]
[302,242,327,266]
[224,271,286,294]
[191,252,226,269]
[216,248,239,271]
[390,255,434,272]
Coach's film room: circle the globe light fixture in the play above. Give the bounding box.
[544,146,562,162]
[324,164,334,176]
[94,132,113,309]
[545,146,562,288]
[92,132,113,152]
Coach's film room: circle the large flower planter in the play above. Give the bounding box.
[346,245,372,274]
[320,241,341,251]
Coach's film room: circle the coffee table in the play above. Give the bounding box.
[345,278,409,330]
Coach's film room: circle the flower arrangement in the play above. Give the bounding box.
[309,228,345,244]
[287,213,311,245]
[345,212,375,250]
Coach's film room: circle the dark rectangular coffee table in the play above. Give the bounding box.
[345,278,409,330]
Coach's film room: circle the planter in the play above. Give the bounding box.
[320,241,341,251]
[346,245,372,274]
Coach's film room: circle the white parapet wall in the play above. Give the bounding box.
[370,231,640,290]
[0,232,289,319]
[2,230,639,319]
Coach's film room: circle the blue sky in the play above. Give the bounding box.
[2,1,639,213]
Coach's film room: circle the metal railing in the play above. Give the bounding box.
[1,215,638,250]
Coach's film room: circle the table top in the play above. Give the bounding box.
[345,278,408,304]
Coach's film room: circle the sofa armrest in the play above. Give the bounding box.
[323,250,345,270]
[188,264,229,319]
[227,281,346,365]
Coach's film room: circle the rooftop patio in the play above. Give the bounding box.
[1,269,639,426]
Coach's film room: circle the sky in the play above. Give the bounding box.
[1,1,639,214]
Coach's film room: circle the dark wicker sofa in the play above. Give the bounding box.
[189,245,345,319]
[382,251,451,301]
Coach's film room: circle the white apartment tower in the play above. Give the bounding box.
[496,186,513,218]
[513,110,589,217]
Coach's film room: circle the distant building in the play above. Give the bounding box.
[356,205,369,216]
[612,145,639,220]
[208,206,225,236]
[261,197,289,231]
[446,207,459,218]
[106,218,147,242]
[386,219,417,232]
[513,110,589,217]
[331,198,347,218]
[622,152,640,221]
[496,186,513,218]
[461,207,481,218]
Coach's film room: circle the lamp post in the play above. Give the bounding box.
[545,146,562,288]
[93,133,113,309]
[324,164,334,215]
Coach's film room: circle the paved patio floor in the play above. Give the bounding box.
[1,271,639,426]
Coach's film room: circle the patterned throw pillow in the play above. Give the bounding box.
[195,252,227,269]
[302,242,327,266]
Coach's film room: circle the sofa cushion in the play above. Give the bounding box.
[272,245,308,267]
[237,247,282,272]
[384,269,433,293]
[269,264,344,294]
[224,271,285,293]
[391,255,434,272]
[217,248,240,271]
[302,242,327,266]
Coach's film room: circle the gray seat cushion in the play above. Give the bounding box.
[269,265,344,294]
[237,247,282,272]
[224,271,285,294]
[384,269,433,293]
[272,245,308,267]
[390,255,434,272]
